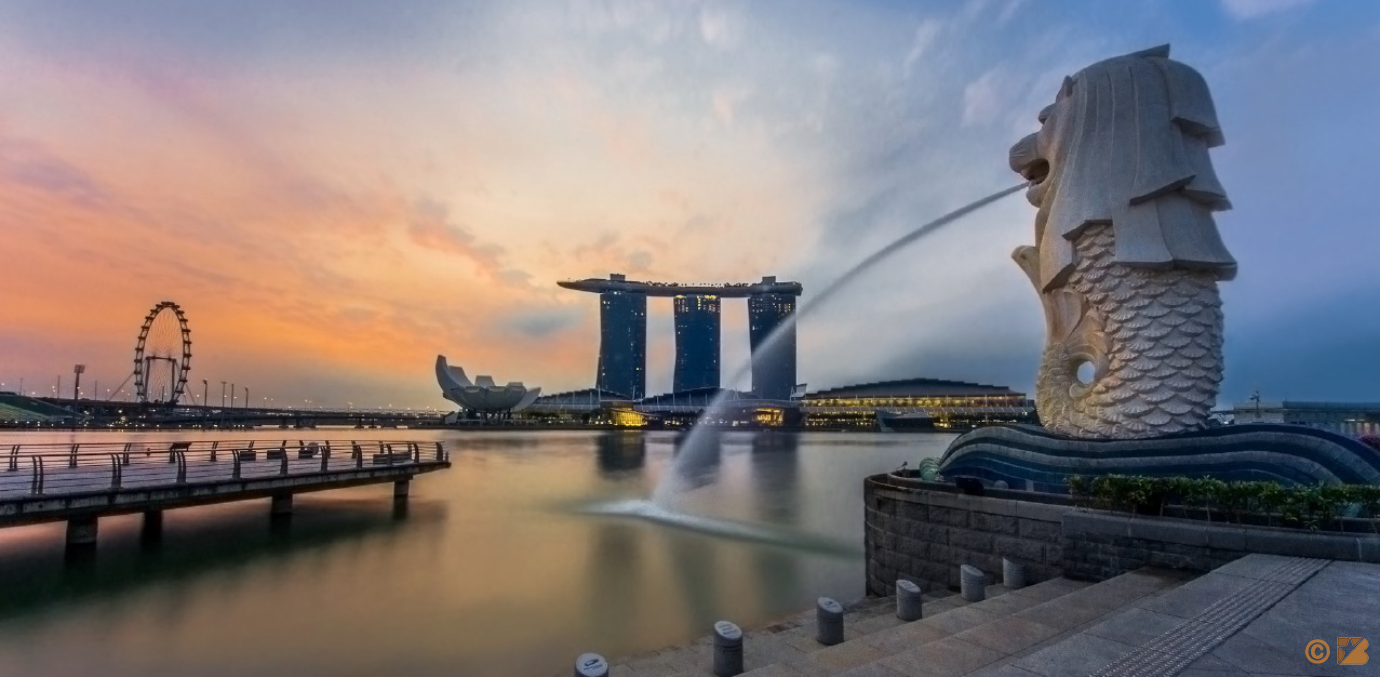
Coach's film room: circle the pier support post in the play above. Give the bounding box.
[712,621,743,677]
[896,579,923,621]
[393,479,411,501]
[67,515,98,548]
[270,493,293,516]
[816,597,844,645]
[141,510,164,542]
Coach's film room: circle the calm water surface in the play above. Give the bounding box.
[0,429,951,676]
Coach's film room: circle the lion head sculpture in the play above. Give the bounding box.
[1008,44,1236,293]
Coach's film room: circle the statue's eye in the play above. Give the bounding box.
[1057,75,1074,99]
[1038,104,1055,124]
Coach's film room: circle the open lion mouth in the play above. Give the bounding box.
[1021,159,1050,186]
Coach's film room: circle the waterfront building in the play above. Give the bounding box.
[1231,400,1380,437]
[597,276,647,399]
[748,279,797,400]
[673,294,721,392]
[802,377,1036,431]
[558,273,802,400]
[434,355,541,420]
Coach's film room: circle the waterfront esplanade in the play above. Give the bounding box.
[558,274,803,400]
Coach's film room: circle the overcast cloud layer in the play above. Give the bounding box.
[0,0,1376,409]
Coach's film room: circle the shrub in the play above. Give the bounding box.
[1066,474,1380,532]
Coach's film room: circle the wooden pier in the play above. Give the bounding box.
[0,438,449,548]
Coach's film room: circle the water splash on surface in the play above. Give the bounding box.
[576,499,858,556]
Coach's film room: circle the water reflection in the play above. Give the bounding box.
[596,431,646,474]
[750,432,801,526]
[0,429,950,676]
[0,497,448,624]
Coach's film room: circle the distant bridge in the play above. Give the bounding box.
[31,398,438,429]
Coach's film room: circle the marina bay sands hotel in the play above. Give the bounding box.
[558,274,802,400]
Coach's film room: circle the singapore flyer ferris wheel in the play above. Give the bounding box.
[133,301,193,404]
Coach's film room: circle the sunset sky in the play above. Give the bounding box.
[1,0,1377,410]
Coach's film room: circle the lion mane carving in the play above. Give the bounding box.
[1008,45,1235,439]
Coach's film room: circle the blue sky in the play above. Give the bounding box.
[0,0,1376,408]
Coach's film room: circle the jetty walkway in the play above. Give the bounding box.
[0,438,449,548]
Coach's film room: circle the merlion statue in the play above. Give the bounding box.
[1008,45,1235,439]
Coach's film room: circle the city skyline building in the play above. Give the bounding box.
[673,294,721,392]
[559,273,802,399]
[749,281,797,400]
[596,277,647,399]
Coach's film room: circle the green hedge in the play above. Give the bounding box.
[1067,475,1380,532]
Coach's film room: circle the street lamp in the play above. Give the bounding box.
[244,387,249,408]
[202,380,209,409]
[231,383,236,408]
[221,381,227,408]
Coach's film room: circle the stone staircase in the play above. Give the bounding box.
[606,567,1196,676]
[603,554,1356,677]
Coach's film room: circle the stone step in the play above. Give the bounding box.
[1003,554,1331,677]
[602,570,1172,677]
[735,568,1189,677]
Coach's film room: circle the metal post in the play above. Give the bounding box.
[68,443,79,469]
[960,564,986,602]
[175,451,187,484]
[896,579,923,621]
[712,621,743,677]
[816,597,844,645]
[30,456,44,494]
[121,442,132,466]
[279,450,289,476]
[573,653,609,677]
[394,479,411,501]
[7,445,17,472]
[232,450,243,480]
[108,454,122,490]
[210,441,219,462]
[270,493,293,516]
[1003,557,1028,590]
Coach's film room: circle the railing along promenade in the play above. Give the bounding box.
[0,438,450,549]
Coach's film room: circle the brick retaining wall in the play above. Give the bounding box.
[1063,510,1380,580]
[863,476,1072,596]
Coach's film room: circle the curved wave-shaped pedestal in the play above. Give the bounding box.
[937,423,1380,493]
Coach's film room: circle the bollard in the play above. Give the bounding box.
[896,579,923,621]
[712,620,743,677]
[816,597,844,645]
[1003,557,1027,590]
[960,564,987,603]
[573,653,608,677]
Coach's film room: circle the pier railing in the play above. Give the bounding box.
[0,439,448,497]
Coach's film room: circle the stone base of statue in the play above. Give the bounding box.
[936,423,1380,493]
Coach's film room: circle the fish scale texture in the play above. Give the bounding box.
[1037,225,1223,439]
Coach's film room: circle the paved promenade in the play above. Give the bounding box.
[595,554,1378,676]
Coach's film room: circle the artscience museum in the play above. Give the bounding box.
[435,355,541,419]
